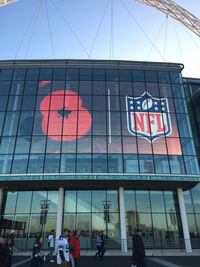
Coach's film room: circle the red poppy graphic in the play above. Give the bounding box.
[40,90,92,141]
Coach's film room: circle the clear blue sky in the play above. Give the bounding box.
[1,0,200,78]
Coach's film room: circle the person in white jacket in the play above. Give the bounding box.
[57,229,70,267]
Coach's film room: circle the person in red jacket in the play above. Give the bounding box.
[69,230,80,267]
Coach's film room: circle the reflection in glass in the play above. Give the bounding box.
[77,191,91,212]
[11,155,28,174]
[63,214,75,232]
[187,214,198,238]
[123,154,138,173]
[15,192,32,213]
[76,154,91,173]
[108,154,123,173]
[150,191,165,212]
[92,213,106,237]
[92,154,107,173]
[183,190,194,213]
[137,213,152,238]
[107,191,119,212]
[139,154,154,173]
[28,154,44,173]
[154,155,170,174]
[164,191,177,213]
[64,191,76,212]
[31,191,47,213]
[44,154,60,173]
[124,190,136,212]
[60,154,76,173]
[136,191,150,212]
[92,191,106,212]
[4,192,17,214]
[169,156,185,174]
[184,156,199,174]
[47,191,58,213]
[152,213,167,238]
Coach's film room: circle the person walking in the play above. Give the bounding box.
[4,237,13,267]
[100,231,105,260]
[57,229,70,267]
[0,236,6,267]
[131,229,147,267]
[94,232,101,259]
[30,235,43,267]
[47,229,55,263]
[69,230,80,267]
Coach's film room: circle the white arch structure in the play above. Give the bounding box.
[134,0,200,38]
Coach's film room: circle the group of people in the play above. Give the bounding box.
[94,231,105,260]
[0,235,14,267]
[30,228,80,267]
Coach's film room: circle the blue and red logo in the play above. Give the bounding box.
[126,92,172,142]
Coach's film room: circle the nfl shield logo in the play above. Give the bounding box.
[126,92,172,142]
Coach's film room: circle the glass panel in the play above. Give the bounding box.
[7,95,22,111]
[31,191,47,213]
[107,213,120,240]
[132,70,145,82]
[92,154,107,173]
[181,138,196,155]
[166,213,182,238]
[108,136,122,153]
[45,214,57,239]
[28,154,44,173]
[53,68,66,80]
[123,154,138,173]
[191,185,200,213]
[80,68,92,81]
[13,68,26,80]
[124,190,136,212]
[39,68,53,80]
[26,68,39,81]
[187,214,198,238]
[15,191,32,213]
[106,69,118,81]
[152,213,167,239]
[24,81,38,95]
[29,214,42,238]
[93,81,105,95]
[108,154,123,173]
[92,213,106,236]
[11,154,28,174]
[137,213,152,238]
[170,72,182,84]
[0,137,16,154]
[0,155,12,174]
[47,191,58,213]
[93,136,107,153]
[119,69,132,82]
[164,191,177,213]
[76,154,91,173]
[64,191,76,212]
[172,84,185,98]
[157,71,170,83]
[139,155,154,173]
[0,96,8,111]
[77,135,91,153]
[10,81,24,95]
[15,136,31,154]
[169,156,185,174]
[183,191,194,213]
[18,111,34,136]
[119,82,132,96]
[66,68,79,81]
[136,191,150,212]
[21,95,36,110]
[150,191,165,212]
[174,98,187,113]
[107,191,118,212]
[0,69,13,81]
[184,156,199,174]
[154,155,170,174]
[76,213,91,239]
[77,191,91,212]
[92,191,106,212]
[0,82,10,95]
[79,81,92,94]
[93,68,105,81]
[4,192,17,214]
[44,154,60,173]
[30,136,46,153]
[63,214,75,232]
[60,154,76,173]
[145,70,157,83]
[3,112,20,136]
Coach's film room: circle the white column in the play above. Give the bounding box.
[119,187,128,253]
[177,188,192,253]
[56,187,64,249]
[0,188,3,213]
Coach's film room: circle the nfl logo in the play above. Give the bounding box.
[126,92,172,142]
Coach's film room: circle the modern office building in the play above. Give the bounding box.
[0,59,199,252]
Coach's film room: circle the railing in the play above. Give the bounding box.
[5,237,200,251]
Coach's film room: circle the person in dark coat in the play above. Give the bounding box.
[30,235,43,267]
[131,229,146,267]
[0,236,6,267]
[4,237,13,267]
[100,231,105,260]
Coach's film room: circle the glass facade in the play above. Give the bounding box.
[0,60,200,251]
[0,61,199,176]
